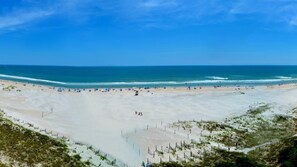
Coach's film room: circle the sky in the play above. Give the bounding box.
[1,0,297,66]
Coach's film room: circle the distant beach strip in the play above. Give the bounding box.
[0,66,297,88]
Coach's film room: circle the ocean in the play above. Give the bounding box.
[0,65,297,88]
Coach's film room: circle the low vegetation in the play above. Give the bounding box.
[0,111,86,166]
[206,104,296,148]
[151,103,297,167]
[152,136,297,167]
[247,104,270,115]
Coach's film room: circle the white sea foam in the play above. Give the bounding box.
[275,76,293,79]
[0,74,66,85]
[0,73,297,87]
[206,76,229,80]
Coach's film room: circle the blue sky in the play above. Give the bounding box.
[1,0,297,66]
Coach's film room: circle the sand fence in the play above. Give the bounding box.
[0,109,129,167]
[120,120,212,164]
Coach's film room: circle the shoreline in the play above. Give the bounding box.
[1,78,297,93]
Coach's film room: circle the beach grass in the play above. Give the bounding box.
[199,149,262,167]
[151,104,297,167]
[208,104,296,148]
[247,104,270,115]
[0,112,86,166]
[152,136,297,167]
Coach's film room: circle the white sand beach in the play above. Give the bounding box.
[1,81,297,166]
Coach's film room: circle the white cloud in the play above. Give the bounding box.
[1,0,297,31]
[229,0,297,26]
[0,9,54,30]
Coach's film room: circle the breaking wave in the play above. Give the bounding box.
[0,74,297,88]
[206,76,229,80]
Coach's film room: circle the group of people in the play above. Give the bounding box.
[135,111,143,116]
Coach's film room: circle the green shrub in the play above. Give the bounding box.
[278,140,297,167]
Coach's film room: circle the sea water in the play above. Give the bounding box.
[0,65,297,88]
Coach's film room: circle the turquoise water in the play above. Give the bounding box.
[0,65,297,88]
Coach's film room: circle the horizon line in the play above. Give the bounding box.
[1,64,297,68]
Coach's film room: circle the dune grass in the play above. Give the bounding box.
[152,104,297,167]
[247,136,297,166]
[247,104,270,115]
[207,104,296,148]
[0,112,86,166]
[152,137,297,167]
